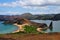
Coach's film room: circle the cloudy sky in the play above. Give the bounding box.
[0,0,60,15]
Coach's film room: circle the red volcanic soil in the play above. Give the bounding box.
[0,33,60,40]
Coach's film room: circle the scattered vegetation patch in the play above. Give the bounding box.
[24,25,39,34]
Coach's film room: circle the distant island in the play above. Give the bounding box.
[0,13,60,21]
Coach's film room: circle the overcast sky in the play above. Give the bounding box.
[0,0,60,15]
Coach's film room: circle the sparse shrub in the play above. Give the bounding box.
[24,25,38,34]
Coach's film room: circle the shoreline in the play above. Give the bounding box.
[12,23,29,33]
[12,23,23,33]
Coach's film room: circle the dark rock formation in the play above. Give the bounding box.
[49,21,53,31]
[30,21,47,28]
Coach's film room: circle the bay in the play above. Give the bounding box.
[31,20,60,33]
[0,21,18,34]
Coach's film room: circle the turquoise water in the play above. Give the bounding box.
[0,22,18,34]
[31,20,60,33]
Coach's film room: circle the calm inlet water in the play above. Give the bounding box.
[31,20,60,33]
[0,22,18,34]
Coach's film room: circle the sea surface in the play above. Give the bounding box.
[31,20,60,33]
[0,21,18,34]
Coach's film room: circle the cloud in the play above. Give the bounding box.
[0,0,60,7]
[0,0,60,14]
[23,0,60,7]
[0,11,22,15]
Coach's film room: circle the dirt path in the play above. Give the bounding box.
[13,23,29,33]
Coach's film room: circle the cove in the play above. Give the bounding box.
[0,21,18,34]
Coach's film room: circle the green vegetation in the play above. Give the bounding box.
[24,25,39,34]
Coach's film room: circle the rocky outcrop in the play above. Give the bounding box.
[16,18,48,28]
[49,21,53,31]
[3,18,48,28]
[30,21,47,28]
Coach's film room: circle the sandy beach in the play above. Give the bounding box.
[13,23,29,33]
